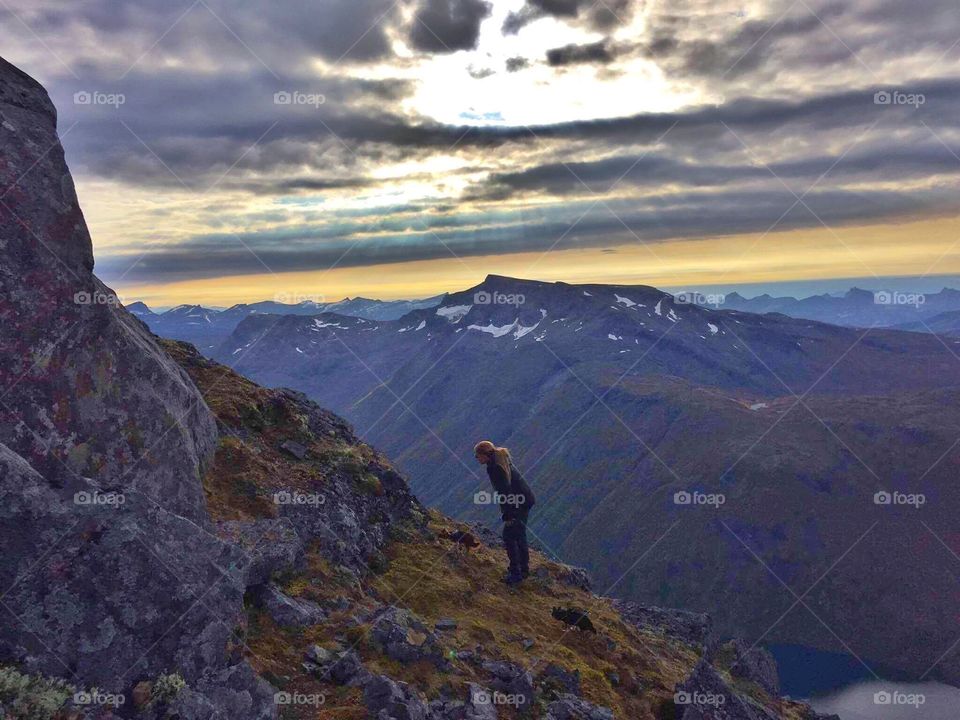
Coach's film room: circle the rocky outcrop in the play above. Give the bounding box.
[613,599,712,648]
[726,639,780,696]
[0,56,267,714]
[674,659,778,720]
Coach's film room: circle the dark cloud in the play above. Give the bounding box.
[546,40,615,67]
[503,0,636,34]
[95,183,957,285]
[409,0,493,53]
[505,56,530,72]
[2,0,405,66]
[468,65,496,79]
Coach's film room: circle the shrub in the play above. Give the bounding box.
[150,672,187,704]
[0,666,73,720]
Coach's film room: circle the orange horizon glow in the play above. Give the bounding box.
[107,215,960,307]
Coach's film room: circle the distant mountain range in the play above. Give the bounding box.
[701,286,960,328]
[206,274,960,686]
[125,295,443,350]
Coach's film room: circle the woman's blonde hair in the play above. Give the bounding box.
[474,440,512,480]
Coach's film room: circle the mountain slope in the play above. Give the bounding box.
[895,308,960,336]
[216,274,960,685]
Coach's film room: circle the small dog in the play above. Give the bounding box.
[551,606,597,634]
[439,529,480,555]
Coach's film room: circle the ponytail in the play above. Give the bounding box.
[474,440,512,481]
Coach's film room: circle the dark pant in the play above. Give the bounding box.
[503,508,530,576]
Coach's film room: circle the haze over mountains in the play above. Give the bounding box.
[207,274,960,687]
[700,286,960,329]
[126,296,443,351]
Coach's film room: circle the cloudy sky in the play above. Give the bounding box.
[3,0,960,306]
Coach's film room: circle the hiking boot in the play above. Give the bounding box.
[501,572,524,585]
[521,568,530,579]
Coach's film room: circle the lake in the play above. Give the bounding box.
[769,644,960,719]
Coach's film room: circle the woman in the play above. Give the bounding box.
[474,440,536,585]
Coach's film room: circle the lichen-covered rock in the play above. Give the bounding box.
[0,56,269,716]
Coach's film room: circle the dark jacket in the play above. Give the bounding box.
[486,460,535,521]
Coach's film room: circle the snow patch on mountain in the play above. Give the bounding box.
[436,304,472,322]
[708,323,719,335]
[614,294,637,307]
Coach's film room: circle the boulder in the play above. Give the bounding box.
[539,663,581,697]
[253,583,326,627]
[545,694,614,720]
[363,674,429,720]
[215,519,304,586]
[371,607,446,668]
[481,661,534,712]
